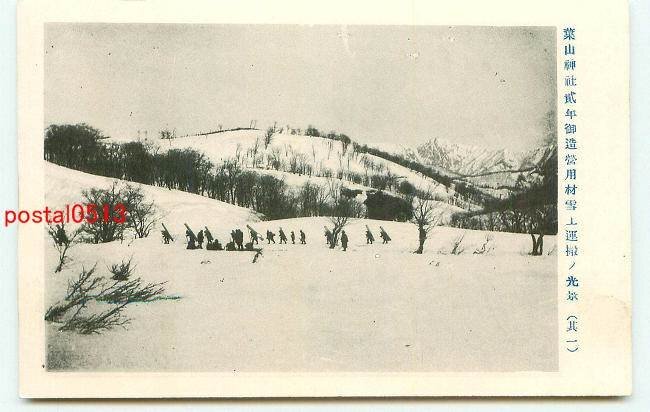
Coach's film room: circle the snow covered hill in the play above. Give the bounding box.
[46,162,260,240]
[45,161,558,372]
[46,214,557,372]
[105,129,477,210]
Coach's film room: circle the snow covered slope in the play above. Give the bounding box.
[46,214,557,371]
[45,162,558,372]
[378,137,556,198]
[384,137,553,177]
[105,130,468,207]
[46,162,260,239]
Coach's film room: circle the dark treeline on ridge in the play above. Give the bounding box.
[44,123,557,240]
[44,124,373,220]
[303,124,490,205]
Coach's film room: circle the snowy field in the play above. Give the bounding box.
[46,220,558,372]
[45,165,558,372]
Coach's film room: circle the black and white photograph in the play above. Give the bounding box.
[40,23,561,373]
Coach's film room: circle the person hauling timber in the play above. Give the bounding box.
[184,223,198,250]
[225,240,236,251]
[204,226,214,245]
[324,227,333,247]
[160,223,174,244]
[300,230,306,244]
[206,237,223,251]
[196,229,204,249]
[230,230,238,250]
[234,229,244,250]
[365,225,375,244]
[161,230,172,244]
[247,225,261,244]
[379,226,391,244]
[340,230,349,251]
[278,228,287,244]
[266,230,276,244]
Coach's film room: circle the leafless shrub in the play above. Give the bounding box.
[123,184,160,239]
[57,304,131,335]
[45,261,174,334]
[45,265,102,322]
[107,257,135,281]
[47,223,82,273]
[450,233,466,255]
[473,234,494,255]
[252,249,263,263]
[98,277,167,304]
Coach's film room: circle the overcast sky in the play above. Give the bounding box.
[45,24,556,152]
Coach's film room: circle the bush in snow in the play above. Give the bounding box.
[45,262,173,334]
[47,223,82,273]
[108,257,135,281]
[450,233,466,255]
[473,234,494,255]
[79,182,160,243]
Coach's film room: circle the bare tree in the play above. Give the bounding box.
[249,137,261,167]
[325,179,358,248]
[122,184,160,239]
[221,159,242,204]
[328,211,351,249]
[411,195,443,254]
[79,182,129,243]
[526,205,555,255]
[264,126,274,149]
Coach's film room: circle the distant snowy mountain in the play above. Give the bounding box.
[374,137,556,199]
[381,137,552,177]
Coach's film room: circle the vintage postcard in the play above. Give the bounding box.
[17,0,631,398]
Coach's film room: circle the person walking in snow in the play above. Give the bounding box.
[279,228,287,244]
[266,230,276,244]
[186,228,197,250]
[290,231,296,244]
[235,229,244,250]
[197,229,204,249]
[300,230,306,244]
[379,227,391,244]
[204,226,213,245]
[365,227,375,244]
[249,227,260,244]
[340,230,349,251]
[324,228,333,246]
[230,230,241,250]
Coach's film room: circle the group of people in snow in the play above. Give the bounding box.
[323,226,391,251]
[164,224,308,251]
[365,226,391,245]
[162,223,391,252]
[252,227,306,245]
